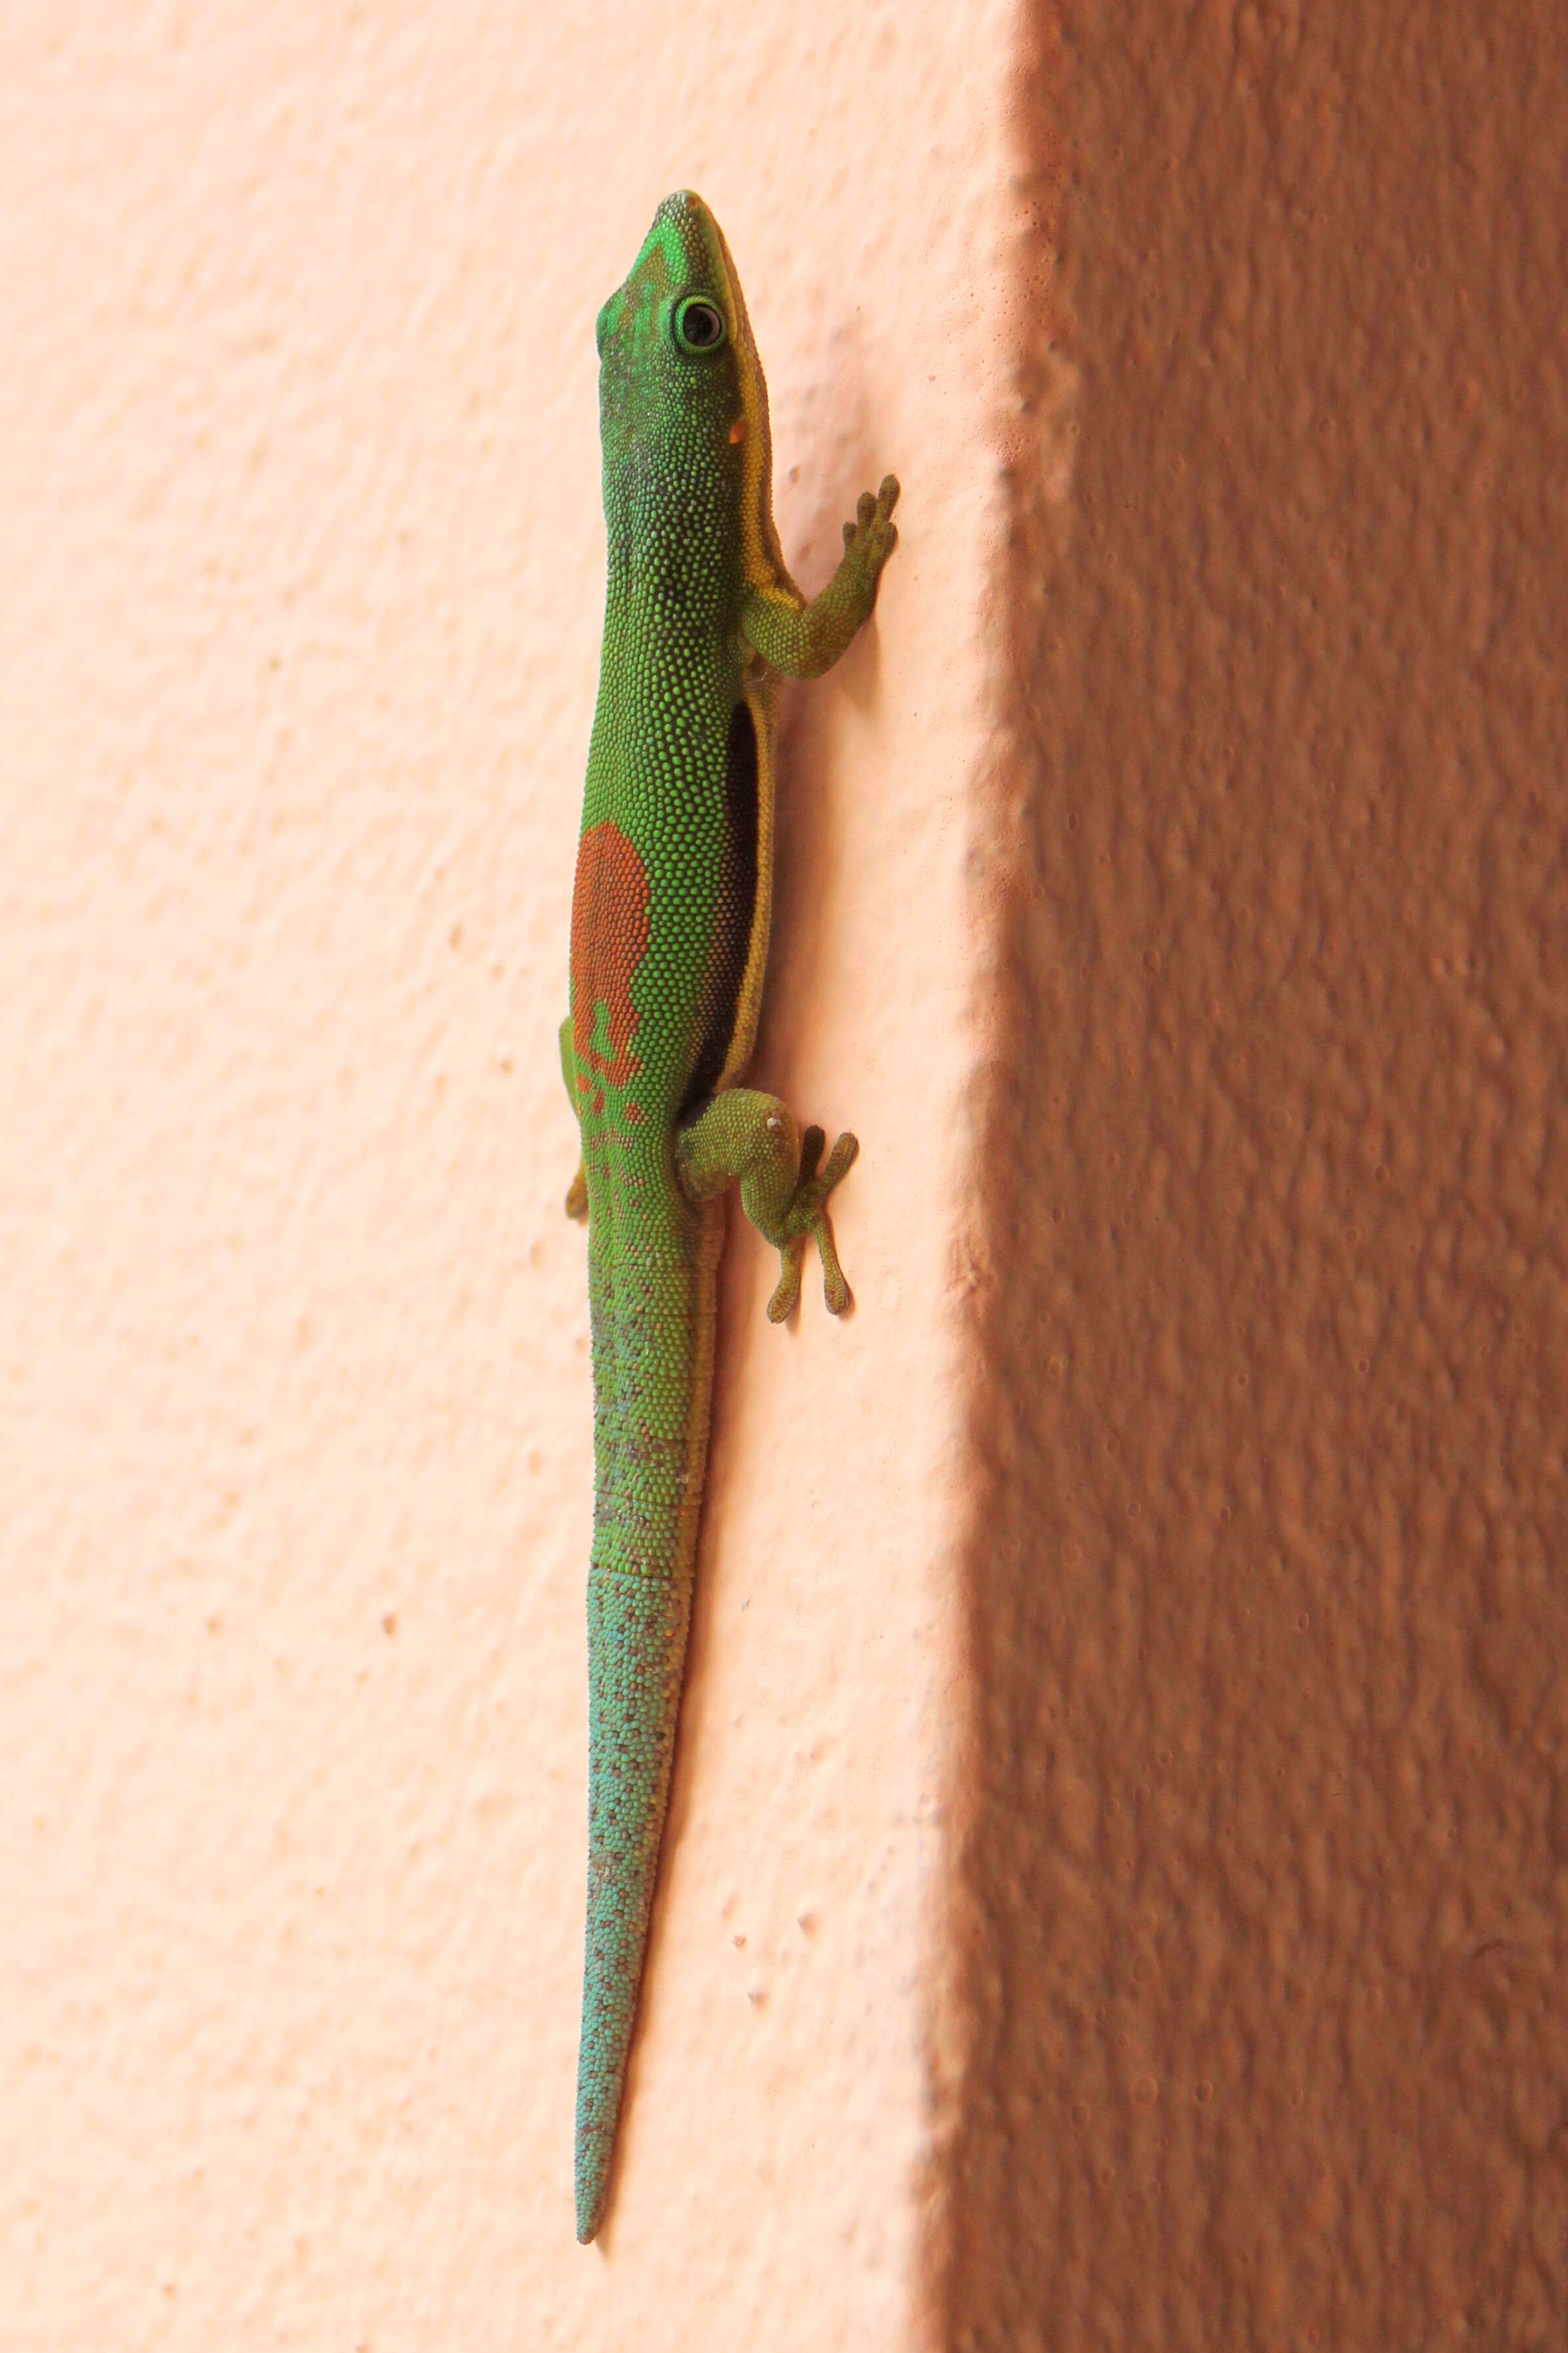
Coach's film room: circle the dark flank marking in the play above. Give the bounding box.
[571,821,651,1088]
[682,698,759,1113]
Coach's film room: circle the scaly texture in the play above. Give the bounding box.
[561,189,898,2243]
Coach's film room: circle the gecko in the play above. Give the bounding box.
[559,189,899,2243]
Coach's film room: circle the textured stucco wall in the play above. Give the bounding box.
[935,4,1568,2348]
[5,2,1562,2348]
[0,6,1017,2348]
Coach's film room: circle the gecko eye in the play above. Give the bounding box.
[674,297,726,354]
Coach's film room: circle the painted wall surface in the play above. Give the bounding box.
[0,6,1016,2348]
[936,5,1568,2349]
[6,3,1563,2350]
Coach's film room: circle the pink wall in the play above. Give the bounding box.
[1,4,1017,2346]
[10,4,1561,2348]
[935,6,1568,2348]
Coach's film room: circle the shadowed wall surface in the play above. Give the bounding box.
[3,2,1563,2345]
[936,1,1568,2345]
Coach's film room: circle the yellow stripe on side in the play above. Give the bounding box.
[716,676,775,1092]
[703,207,798,612]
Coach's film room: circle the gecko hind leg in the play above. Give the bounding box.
[676,1088,858,1322]
[559,1016,588,1222]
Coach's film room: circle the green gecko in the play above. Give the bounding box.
[559,189,898,2243]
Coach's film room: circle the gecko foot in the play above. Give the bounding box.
[842,475,900,576]
[767,1127,859,1323]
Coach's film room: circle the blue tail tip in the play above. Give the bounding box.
[576,2148,608,2243]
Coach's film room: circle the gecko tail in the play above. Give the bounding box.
[574,1563,695,2243]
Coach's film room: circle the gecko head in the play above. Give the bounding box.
[594,191,772,512]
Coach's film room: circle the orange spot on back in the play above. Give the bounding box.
[728,416,747,444]
[571,821,651,1088]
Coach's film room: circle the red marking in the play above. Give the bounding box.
[624,1099,646,1125]
[570,821,650,1088]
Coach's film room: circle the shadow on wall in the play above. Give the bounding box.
[931,2,1568,2346]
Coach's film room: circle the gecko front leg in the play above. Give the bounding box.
[741,475,899,679]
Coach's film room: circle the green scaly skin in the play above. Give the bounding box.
[559,191,898,2244]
